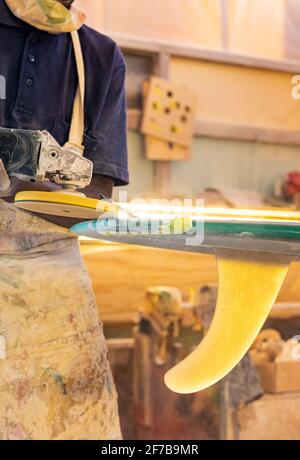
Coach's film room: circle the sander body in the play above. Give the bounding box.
[0,127,115,219]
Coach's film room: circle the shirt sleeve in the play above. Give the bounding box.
[84,58,129,186]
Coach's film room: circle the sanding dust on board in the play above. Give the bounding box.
[165,249,290,394]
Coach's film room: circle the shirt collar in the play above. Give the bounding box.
[0,0,32,28]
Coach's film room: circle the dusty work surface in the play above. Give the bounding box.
[0,201,121,440]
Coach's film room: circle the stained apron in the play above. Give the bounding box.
[0,200,122,440]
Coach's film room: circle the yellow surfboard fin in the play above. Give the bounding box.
[164,249,290,394]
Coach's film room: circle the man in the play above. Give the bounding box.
[0,0,128,439]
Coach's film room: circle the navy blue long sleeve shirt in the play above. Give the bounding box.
[0,0,129,185]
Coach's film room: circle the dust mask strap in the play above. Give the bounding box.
[64,30,85,155]
[4,1,86,154]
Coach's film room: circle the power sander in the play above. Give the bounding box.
[0,126,116,219]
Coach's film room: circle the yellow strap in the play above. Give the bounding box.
[65,30,85,154]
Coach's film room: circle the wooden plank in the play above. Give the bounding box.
[107,338,135,350]
[268,302,300,319]
[154,53,170,80]
[153,161,172,195]
[125,53,154,109]
[128,109,300,146]
[194,120,300,146]
[152,53,172,195]
[127,109,142,130]
[112,33,300,75]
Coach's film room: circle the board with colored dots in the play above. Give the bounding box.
[145,136,190,161]
[141,77,197,148]
[142,81,191,161]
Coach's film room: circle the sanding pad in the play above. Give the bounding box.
[14,191,117,219]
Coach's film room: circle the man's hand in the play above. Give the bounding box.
[1,175,114,228]
[81,174,113,200]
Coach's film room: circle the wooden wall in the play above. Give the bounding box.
[121,133,300,199]
[76,0,298,60]
[170,58,300,132]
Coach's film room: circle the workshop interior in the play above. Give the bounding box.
[1,0,300,442]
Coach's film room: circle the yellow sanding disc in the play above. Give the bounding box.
[14,191,117,219]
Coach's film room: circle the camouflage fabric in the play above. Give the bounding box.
[4,0,86,34]
[0,200,122,440]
